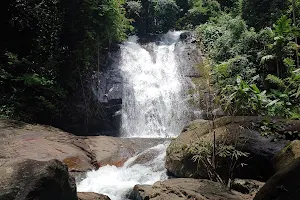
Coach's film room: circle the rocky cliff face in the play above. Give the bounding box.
[56,48,123,136]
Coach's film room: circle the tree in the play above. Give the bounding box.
[176,0,221,29]
[242,0,289,30]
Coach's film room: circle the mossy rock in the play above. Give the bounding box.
[165,116,288,181]
[272,140,300,172]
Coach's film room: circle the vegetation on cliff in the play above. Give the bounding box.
[0,0,131,126]
[194,0,300,119]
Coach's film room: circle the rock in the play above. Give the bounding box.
[130,178,246,200]
[272,140,300,172]
[0,119,96,173]
[254,158,300,200]
[84,136,134,167]
[127,146,162,167]
[176,31,202,78]
[0,159,77,200]
[89,68,123,136]
[56,48,123,136]
[85,137,166,167]
[201,108,226,120]
[166,116,288,181]
[179,31,193,40]
[231,179,264,194]
[78,192,111,200]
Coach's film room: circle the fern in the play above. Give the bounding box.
[265,74,286,88]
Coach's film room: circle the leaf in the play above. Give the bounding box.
[274,15,292,37]
[265,74,286,88]
[266,99,279,107]
[251,75,260,82]
[283,58,295,68]
[296,86,300,98]
[250,84,260,93]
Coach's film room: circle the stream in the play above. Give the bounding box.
[77,31,191,200]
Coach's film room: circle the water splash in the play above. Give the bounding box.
[77,143,169,200]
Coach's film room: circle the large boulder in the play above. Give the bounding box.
[0,159,77,200]
[272,140,300,172]
[130,178,250,200]
[0,119,97,173]
[254,158,300,200]
[166,116,289,181]
[78,192,111,200]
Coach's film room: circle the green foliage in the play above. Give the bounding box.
[242,0,290,30]
[197,11,300,118]
[154,0,179,32]
[176,0,221,29]
[265,74,286,88]
[220,76,269,115]
[257,119,300,140]
[261,16,297,78]
[127,0,241,33]
[126,0,142,17]
[217,0,237,10]
[197,15,266,63]
[127,0,179,35]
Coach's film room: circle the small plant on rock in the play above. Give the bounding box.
[186,136,249,186]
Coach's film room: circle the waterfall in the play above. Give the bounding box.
[120,31,189,138]
[77,31,192,200]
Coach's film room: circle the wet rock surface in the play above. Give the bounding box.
[176,32,202,78]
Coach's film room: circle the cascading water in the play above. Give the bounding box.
[121,31,189,138]
[77,31,191,200]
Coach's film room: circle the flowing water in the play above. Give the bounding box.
[120,31,189,138]
[77,31,191,199]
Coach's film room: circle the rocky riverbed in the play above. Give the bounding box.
[0,119,164,200]
[1,117,300,200]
